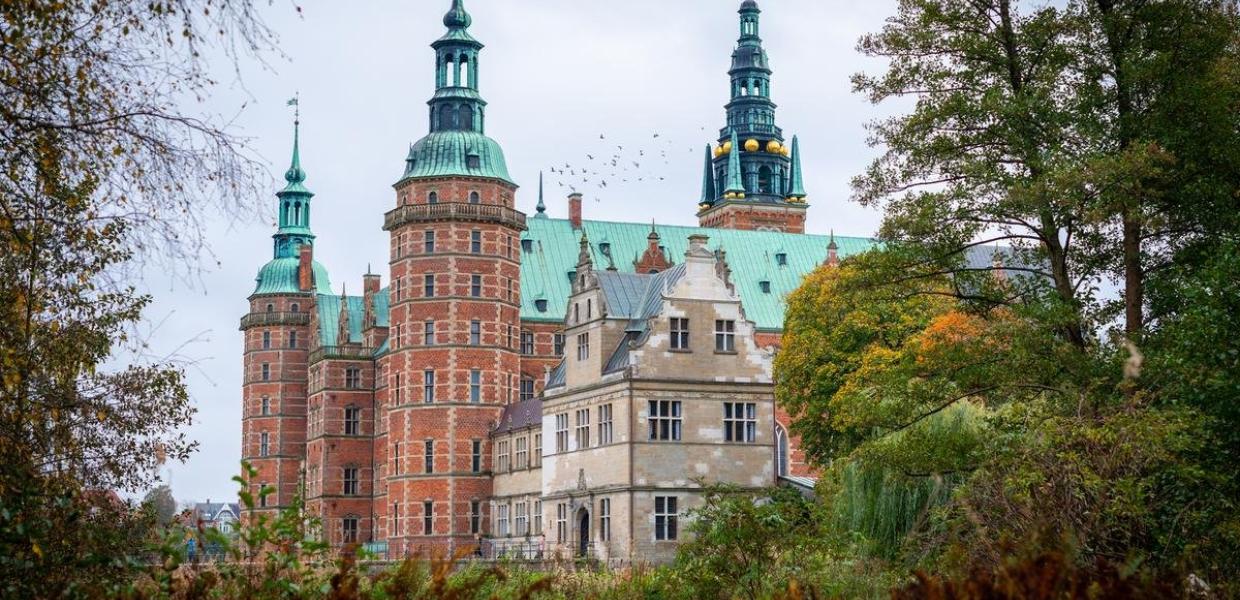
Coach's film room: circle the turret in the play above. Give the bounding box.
[697,0,808,233]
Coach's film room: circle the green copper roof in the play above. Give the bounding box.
[699,145,716,204]
[399,131,513,185]
[786,135,806,198]
[724,131,745,195]
[314,287,389,348]
[519,218,877,330]
[252,257,332,296]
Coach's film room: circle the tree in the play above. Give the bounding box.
[0,0,282,595]
[144,485,178,526]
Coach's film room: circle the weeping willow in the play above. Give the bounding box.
[824,402,984,560]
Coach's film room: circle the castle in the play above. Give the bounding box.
[240,0,872,563]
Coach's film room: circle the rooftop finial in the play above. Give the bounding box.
[284,94,306,185]
[444,0,471,29]
[828,229,837,250]
[535,171,547,216]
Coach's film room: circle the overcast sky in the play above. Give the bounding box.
[142,0,903,504]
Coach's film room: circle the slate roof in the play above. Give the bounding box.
[492,397,541,435]
[193,502,240,522]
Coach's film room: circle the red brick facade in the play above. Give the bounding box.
[698,201,808,234]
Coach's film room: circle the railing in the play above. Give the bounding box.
[481,539,547,561]
[384,202,527,232]
[719,123,784,138]
[309,345,376,364]
[239,311,310,330]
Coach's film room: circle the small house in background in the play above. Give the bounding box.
[191,501,241,534]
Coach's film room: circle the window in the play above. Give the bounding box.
[576,333,590,361]
[724,402,758,443]
[649,400,682,441]
[289,331,298,349]
[471,230,482,253]
[759,280,771,294]
[259,432,269,457]
[343,516,359,544]
[424,230,436,253]
[715,320,736,352]
[520,378,535,402]
[515,435,528,469]
[600,498,611,542]
[423,501,433,535]
[775,425,790,476]
[471,274,482,297]
[471,440,482,472]
[587,298,593,319]
[459,369,477,403]
[345,367,361,389]
[392,503,400,536]
[261,363,270,381]
[470,500,481,534]
[515,501,528,536]
[424,321,435,345]
[262,331,271,349]
[521,238,533,253]
[345,406,361,436]
[670,318,690,350]
[654,496,678,540]
[393,442,401,474]
[470,320,481,345]
[428,191,438,204]
[423,370,435,403]
[775,251,787,266]
[598,404,613,445]
[394,373,402,403]
[555,413,569,452]
[520,331,534,355]
[573,302,580,323]
[424,274,435,297]
[343,467,358,495]
[533,433,542,467]
[259,482,268,507]
[469,190,481,204]
[553,333,565,357]
[291,303,300,313]
[496,503,510,537]
[424,439,434,473]
[261,396,270,416]
[575,409,591,450]
[506,325,514,350]
[265,303,274,313]
[496,439,510,472]
[556,503,568,543]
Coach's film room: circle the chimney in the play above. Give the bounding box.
[298,245,314,291]
[568,193,583,230]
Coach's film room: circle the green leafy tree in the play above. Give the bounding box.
[0,0,282,595]
[143,485,178,527]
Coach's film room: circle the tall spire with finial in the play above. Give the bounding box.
[785,135,806,201]
[699,144,716,207]
[273,96,315,259]
[535,171,547,217]
[723,131,745,198]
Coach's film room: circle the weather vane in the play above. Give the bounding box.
[287,92,300,123]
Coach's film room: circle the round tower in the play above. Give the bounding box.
[381,0,525,556]
[240,115,331,519]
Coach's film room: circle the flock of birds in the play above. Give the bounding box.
[546,127,716,203]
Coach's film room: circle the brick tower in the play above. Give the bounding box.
[697,0,808,233]
[381,0,525,556]
[240,116,331,519]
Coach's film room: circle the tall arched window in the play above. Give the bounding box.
[293,202,302,225]
[775,424,789,477]
[459,104,474,131]
[469,191,480,204]
[438,104,456,131]
[758,166,772,194]
[428,191,439,204]
[444,55,456,87]
[459,56,470,88]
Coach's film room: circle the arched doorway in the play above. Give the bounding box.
[576,508,590,557]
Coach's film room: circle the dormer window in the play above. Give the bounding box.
[521,239,533,253]
[775,252,787,266]
[567,270,577,284]
[466,154,481,169]
[759,280,771,294]
[599,242,611,255]
[535,298,548,313]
